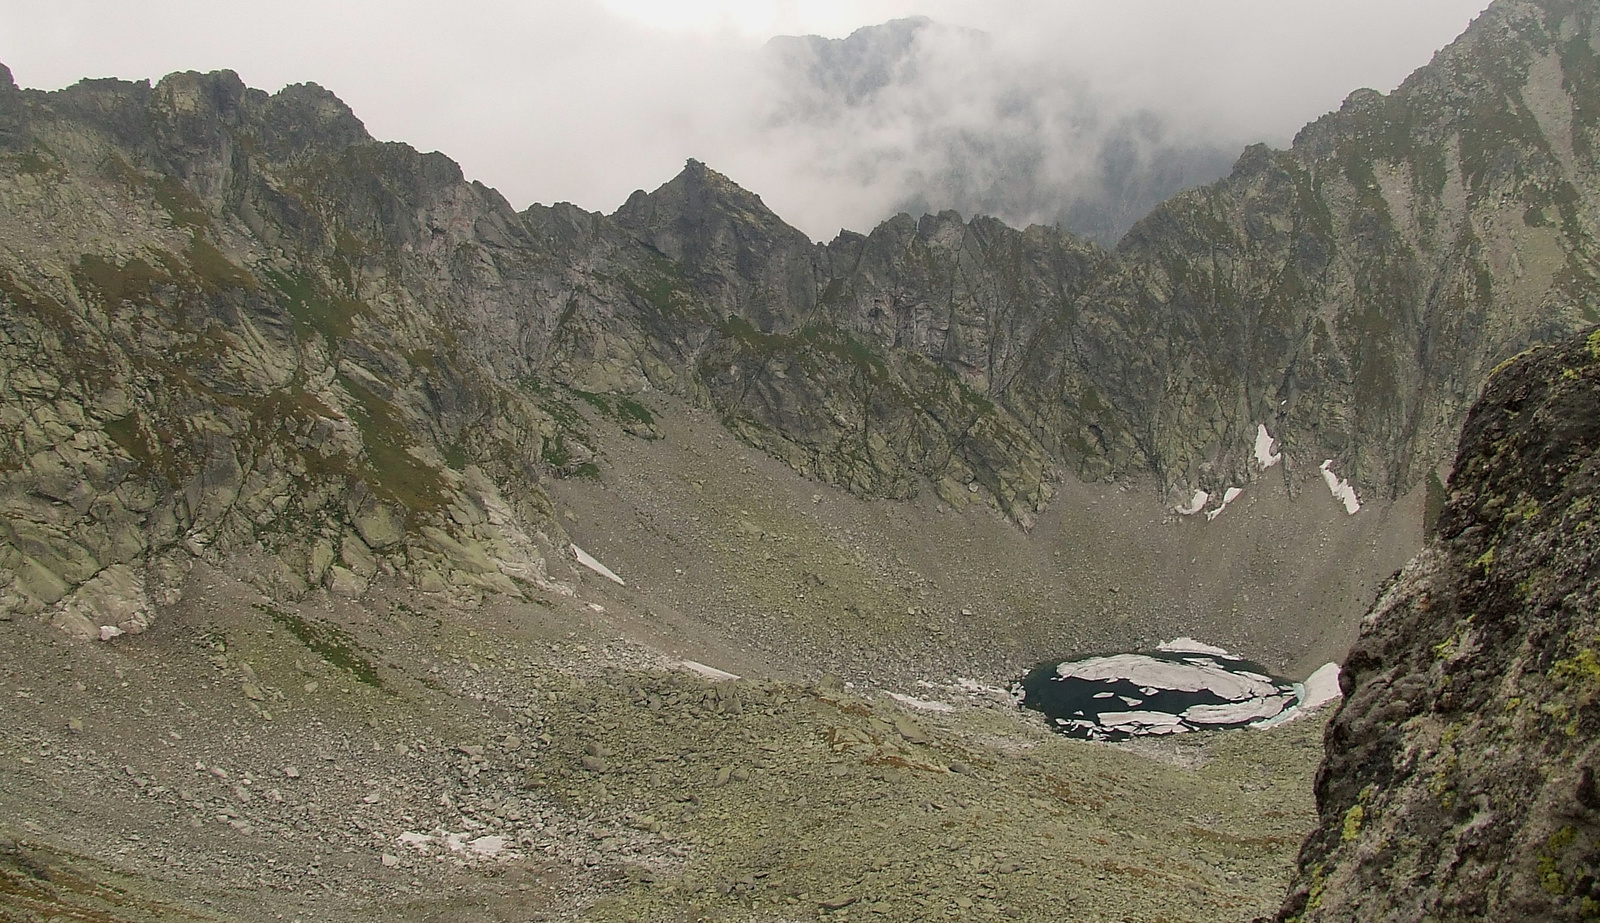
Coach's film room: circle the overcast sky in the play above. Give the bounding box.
[3,0,1492,239]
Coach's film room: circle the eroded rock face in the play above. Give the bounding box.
[1274,326,1600,921]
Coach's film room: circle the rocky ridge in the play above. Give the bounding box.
[3,0,1600,634]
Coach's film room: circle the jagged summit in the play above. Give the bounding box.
[613,158,812,259]
[614,159,822,330]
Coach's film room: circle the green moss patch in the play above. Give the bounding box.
[339,376,448,513]
[255,603,382,689]
[265,270,366,345]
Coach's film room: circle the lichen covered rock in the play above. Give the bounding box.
[1275,326,1600,921]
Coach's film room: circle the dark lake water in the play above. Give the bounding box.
[1017,646,1302,741]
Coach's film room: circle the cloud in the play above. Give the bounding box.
[0,0,1490,240]
[594,0,924,38]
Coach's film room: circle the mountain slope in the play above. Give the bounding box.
[1004,0,1600,511]
[1,0,1598,656]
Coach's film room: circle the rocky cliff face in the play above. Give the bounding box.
[1,0,1598,636]
[1023,0,1600,507]
[0,67,587,625]
[615,0,1600,513]
[1274,325,1600,921]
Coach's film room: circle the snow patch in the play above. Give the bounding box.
[469,835,508,857]
[1319,461,1362,514]
[888,692,955,713]
[1254,424,1282,469]
[1205,487,1244,521]
[679,660,740,682]
[1299,663,1343,711]
[396,831,517,861]
[571,544,626,584]
[1176,489,1209,516]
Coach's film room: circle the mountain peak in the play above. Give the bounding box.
[613,159,820,328]
[614,159,808,255]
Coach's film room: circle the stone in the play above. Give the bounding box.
[1274,328,1600,922]
[350,490,405,550]
[51,609,96,641]
[892,715,929,745]
[47,564,154,640]
[308,540,336,583]
[340,533,377,578]
[326,565,367,597]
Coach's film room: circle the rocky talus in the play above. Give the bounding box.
[1274,325,1600,921]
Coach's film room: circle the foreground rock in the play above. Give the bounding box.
[1275,326,1600,921]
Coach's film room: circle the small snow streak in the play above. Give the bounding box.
[1319,461,1361,514]
[1205,486,1243,521]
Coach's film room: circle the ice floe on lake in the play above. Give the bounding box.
[1018,641,1343,741]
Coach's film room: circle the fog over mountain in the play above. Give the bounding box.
[761,17,1242,244]
[2,0,1491,240]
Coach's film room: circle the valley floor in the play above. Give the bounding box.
[1,561,1324,923]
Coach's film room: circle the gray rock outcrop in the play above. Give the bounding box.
[1273,325,1600,921]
